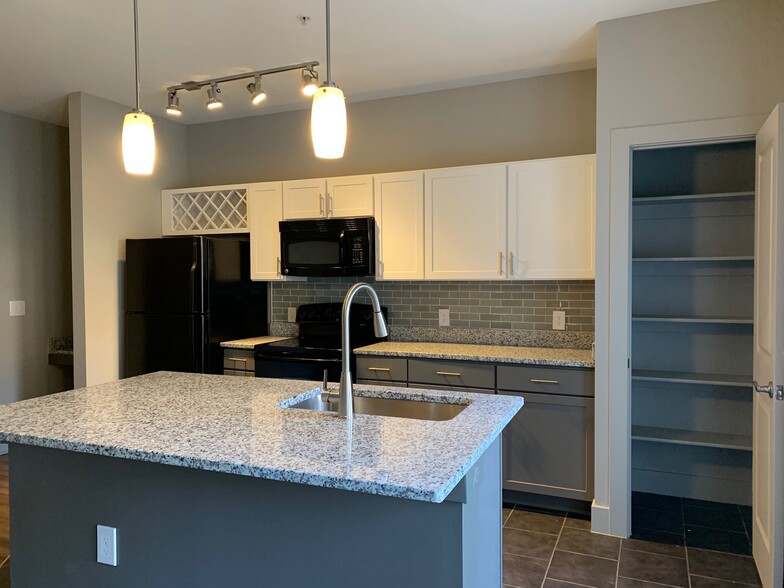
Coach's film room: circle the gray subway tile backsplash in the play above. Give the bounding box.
[271,278,594,332]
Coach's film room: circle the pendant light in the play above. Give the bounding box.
[122,0,155,175]
[311,0,346,159]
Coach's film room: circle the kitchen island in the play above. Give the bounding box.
[0,372,522,587]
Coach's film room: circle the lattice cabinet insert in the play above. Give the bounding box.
[161,185,249,235]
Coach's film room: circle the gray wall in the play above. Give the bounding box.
[273,279,594,332]
[186,69,596,185]
[69,93,189,387]
[0,111,72,403]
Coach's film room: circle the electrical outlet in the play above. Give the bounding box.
[9,300,25,317]
[287,307,297,323]
[97,525,117,566]
[438,308,450,327]
[552,310,566,331]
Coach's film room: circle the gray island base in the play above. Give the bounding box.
[0,372,521,587]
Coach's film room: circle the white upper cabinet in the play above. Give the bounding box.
[248,182,284,281]
[374,171,424,280]
[424,164,508,280]
[282,179,325,220]
[282,176,373,220]
[508,155,595,279]
[326,175,374,218]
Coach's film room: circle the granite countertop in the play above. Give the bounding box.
[354,342,594,368]
[220,336,291,349]
[0,372,522,503]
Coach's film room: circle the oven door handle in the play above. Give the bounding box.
[255,354,339,364]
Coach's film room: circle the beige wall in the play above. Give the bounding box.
[186,69,597,185]
[593,0,784,536]
[69,93,188,387]
[0,111,72,403]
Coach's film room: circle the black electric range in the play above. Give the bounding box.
[254,302,388,382]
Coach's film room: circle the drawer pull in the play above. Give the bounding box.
[436,371,462,377]
[529,378,559,384]
[367,367,392,372]
[228,358,248,364]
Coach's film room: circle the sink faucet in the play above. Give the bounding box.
[338,282,388,419]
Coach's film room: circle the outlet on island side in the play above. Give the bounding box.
[97,525,118,566]
[287,307,297,323]
[552,310,566,331]
[438,308,450,327]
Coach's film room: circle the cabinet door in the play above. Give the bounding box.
[508,155,595,279]
[424,165,508,280]
[282,179,326,219]
[248,182,284,280]
[374,171,424,280]
[501,390,594,501]
[326,175,374,218]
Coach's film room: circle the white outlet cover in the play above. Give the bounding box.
[287,307,297,323]
[438,308,450,327]
[97,525,118,566]
[9,300,25,317]
[552,310,566,331]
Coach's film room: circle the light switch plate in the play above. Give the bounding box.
[438,308,450,327]
[9,301,25,317]
[552,310,566,331]
[97,525,117,566]
[287,307,297,323]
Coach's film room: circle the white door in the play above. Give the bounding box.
[753,104,784,588]
[374,171,424,280]
[282,179,326,219]
[508,155,595,279]
[248,182,284,280]
[424,165,507,280]
[326,175,374,218]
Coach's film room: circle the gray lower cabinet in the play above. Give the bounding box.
[223,348,255,377]
[354,354,595,502]
[498,365,594,501]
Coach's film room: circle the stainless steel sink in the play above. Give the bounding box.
[288,395,467,421]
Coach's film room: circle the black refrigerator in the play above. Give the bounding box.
[124,236,268,377]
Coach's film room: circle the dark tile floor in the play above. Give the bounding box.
[631,491,753,556]
[503,503,762,588]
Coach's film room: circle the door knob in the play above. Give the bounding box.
[753,381,784,400]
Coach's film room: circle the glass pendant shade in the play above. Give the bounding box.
[122,111,156,175]
[311,85,346,159]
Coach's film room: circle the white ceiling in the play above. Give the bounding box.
[0,0,715,126]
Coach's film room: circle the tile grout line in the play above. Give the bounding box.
[613,534,621,588]
[617,576,681,588]
[540,515,567,588]
[688,574,761,587]
[556,548,621,563]
[622,546,686,561]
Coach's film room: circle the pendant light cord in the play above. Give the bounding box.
[133,0,141,111]
[325,0,332,84]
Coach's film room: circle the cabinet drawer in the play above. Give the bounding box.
[223,348,255,371]
[408,383,494,395]
[356,357,408,382]
[497,365,594,397]
[408,359,495,390]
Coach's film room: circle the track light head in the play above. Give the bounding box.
[302,69,318,97]
[206,84,223,110]
[247,75,267,106]
[165,92,182,117]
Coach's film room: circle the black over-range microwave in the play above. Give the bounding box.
[279,216,375,277]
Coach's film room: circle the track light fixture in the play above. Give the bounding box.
[206,84,223,110]
[302,69,318,97]
[165,92,182,117]
[166,61,319,117]
[247,75,267,106]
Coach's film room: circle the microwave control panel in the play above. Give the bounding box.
[351,237,366,266]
